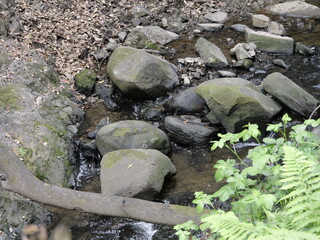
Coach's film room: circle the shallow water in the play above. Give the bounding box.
[50,8,320,239]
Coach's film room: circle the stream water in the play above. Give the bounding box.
[48,5,320,239]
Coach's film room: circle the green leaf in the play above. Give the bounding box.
[281,113,292,124]
[214,159,237,182]
[266,122,283,133]
[213,185,235,202]
[257,194,277,211]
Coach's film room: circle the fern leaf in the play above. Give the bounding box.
[201,211,260,240]
[254,229,320,240]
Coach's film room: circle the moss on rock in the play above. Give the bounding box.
[0,86,20,110]
[74,69,97,96]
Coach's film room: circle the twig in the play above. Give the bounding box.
[308,105,320,119]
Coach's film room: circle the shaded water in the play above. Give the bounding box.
[49,7,320,239]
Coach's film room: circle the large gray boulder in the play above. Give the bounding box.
[165,87,206,114]
[245,28,294,54]
[100,149,176,200]
[195,37,228,66]
[124,26,179,48]
[195,78,282,132]
[262,72,319,118]
[107,47,179,98]
[164,115,218,146]
[96,120,171,155]
[265,1,320,19]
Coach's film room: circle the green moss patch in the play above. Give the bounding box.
[0,86,20,110]
[75,69,97,88]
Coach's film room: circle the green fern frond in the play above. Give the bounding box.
[254,228,320,240]
[280,146,320,233]
[201,211,260,240]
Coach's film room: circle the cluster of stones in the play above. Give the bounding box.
[72,1,320,202]
[58,0,320,209]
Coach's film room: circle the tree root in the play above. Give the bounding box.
[0,145,203,226]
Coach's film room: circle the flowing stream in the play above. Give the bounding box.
[48,7,320,239]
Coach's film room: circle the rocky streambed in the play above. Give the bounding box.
[1,0,320,239]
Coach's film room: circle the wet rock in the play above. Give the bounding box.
[107,47,179,99]
[230,24,249,32]
[124,26,179,48]
[87,117,110,139]
[295,42,315,55]
[165,87,206,114]
[272,59,289,69]
[205,111,220,125]
[204,11,228,23]
[195,37,228,66]
[265,1,320,19]
[198,23,223,32]
[94,80,117,110]
[245,28,294,54]
[130,5,149,17]
[218,70,236,77]
[267,21,286,35]
[78,139,97,159]
[164,115,218,145]
[74,69,97,96]
[96,120,171,155]
[262,72,319,118]
[100,149,176,200]
[252,14,270,28]
[196,78,282,132]
[140,106,163,121]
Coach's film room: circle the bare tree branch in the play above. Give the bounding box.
[0,145,203,226]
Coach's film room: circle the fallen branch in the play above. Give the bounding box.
[0,145,203,226]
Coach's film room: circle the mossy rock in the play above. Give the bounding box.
[196,78,282,132]
[107,47,179,99]
[0,85,20,111]
[96,120,171,155]
[100,149,176,200]
[74,69,97,96]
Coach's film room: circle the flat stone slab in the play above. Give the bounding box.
[204,11,228,23]
[195,37,228,66]
[262,72,319,118]
[245,28,294,54]
[198,23,223,31]
[265,1,320,19]
[125,26,179,47]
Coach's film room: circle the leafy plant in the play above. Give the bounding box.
[175,114,320,239]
